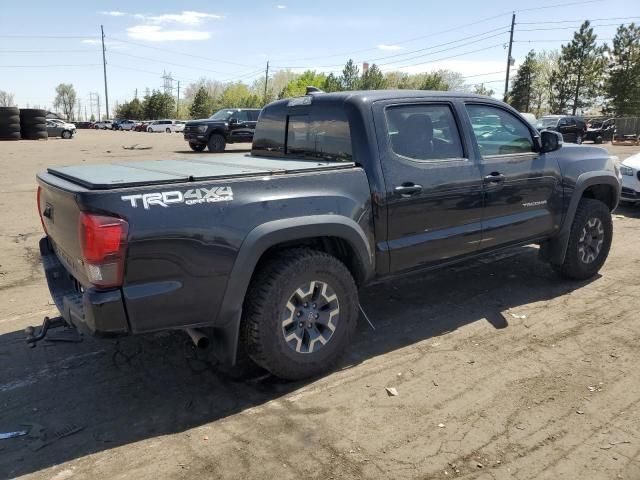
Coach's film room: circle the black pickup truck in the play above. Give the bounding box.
[34,90,621,380]
[183,108,261,152]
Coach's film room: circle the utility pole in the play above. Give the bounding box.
[263,61,269,104]
[134,88,138,99]
[97,93,101,121]
[503,13,516,102]
[176,81,180,117]
[101,25,110,119]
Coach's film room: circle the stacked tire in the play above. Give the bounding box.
[0,107,21,141]
[20,109,48,140]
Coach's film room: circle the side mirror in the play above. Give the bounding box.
[540,130,563,153]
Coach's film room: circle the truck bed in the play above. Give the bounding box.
[47,152,356,190]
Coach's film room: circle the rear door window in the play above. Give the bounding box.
[384,104,464,161]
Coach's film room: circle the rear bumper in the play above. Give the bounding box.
[40,237,129,336]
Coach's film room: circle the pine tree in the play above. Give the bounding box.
[340,59,360,90]
[189,86,212,119]
[360,64,387,90]
[606,23,640,115]
[551,21,606,115]
[474,83,495,97]
[509,50,538,112]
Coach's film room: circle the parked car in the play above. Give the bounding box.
[34,90,621,380]
[117,120,138,131]
[94,120,113,130]
[46,119,76,139]
[146,119,180,133]
[520,112,537,127]
[133,121,149,132]
[619,152,640,204]
[183,108,261,152]
[536,115,587,144]
[75,121,92,129]
[173,120,185,133]
[585,118,616,144]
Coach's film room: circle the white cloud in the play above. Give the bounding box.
[99,11,127,17]
[126,25,211,42]
[377,44,404,51]
[276,5,287,8]
[81,39,127,49]
[135,11,223,25]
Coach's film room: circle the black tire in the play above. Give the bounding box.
[165,127,171,133]
[553,198,612,280]
[118,126,123,131]
[0,107,19,119]
[575,134,583,144]
[595,136,603,144]
[20,116,46,125]
[0,132,21,140]
[189,142,206,152]
[0,124,21,135]
[22,131,48,140]
[207,133,226,153]
[94,125,99,129]
[243,248,358,380]
[0,115,20,124]
[147,127,153,133]
[61,130,72,139]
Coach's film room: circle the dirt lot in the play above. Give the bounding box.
[1,130,640,480]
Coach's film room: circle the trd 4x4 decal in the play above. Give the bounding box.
[121,186,233,209]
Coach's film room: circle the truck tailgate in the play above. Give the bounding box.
[46,153,356,190]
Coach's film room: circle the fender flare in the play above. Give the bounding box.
[212,215,374,365]
[542,171,620,265]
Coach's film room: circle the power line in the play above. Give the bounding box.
[0,64,101,68]
[0,35,99,39]
[0,49,97,53]
[518,15,640,24]
[106,36,259,69]
[391,43,505,71]
[108,50,250,77]
[518,22,637,32]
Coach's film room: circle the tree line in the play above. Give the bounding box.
[509,21,640,116]
[11,20,636,121]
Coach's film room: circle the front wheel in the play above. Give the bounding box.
[243,248,358,380]
[553,198,612,280]
[166,127,171,133]
[61,130,72,139]
[147,127,153,133]
[189,142,206,152]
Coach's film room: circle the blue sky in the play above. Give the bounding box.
[1,0,638,117]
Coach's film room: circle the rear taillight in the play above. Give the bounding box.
[36,186,47,234]
[78,212,129,288]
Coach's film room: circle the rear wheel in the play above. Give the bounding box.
[595,136,603,144]
[207,133,226,153]
[189,142,206,152]
[243,248,358,380]
[575,133,583,144]
[553,198,612,280]
[166,127,171,133]
[147,127,153,133]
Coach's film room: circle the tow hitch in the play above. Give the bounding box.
[25,316,78,347]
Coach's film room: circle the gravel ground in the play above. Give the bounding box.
[0,130,639,480]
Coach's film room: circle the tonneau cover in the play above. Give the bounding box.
[47,152,356,190]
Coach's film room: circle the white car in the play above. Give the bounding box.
[94,120,113,130]
[173,120,185,133]
[619,153,640,204]
[117,120,138,131]
[146,119,181,133]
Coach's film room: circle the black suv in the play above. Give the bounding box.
[536,115,587,144]
[183,108,261,152]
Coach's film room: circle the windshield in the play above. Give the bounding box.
[209,110,235,121]
[536,117,559,128]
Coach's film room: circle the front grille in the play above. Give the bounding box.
[184,125,201,134]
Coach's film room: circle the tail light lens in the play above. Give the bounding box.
[79,212,129,288]
[36,186,48,234]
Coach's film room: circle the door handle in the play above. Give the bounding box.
[483,173,505,185]
[394,183,423,196]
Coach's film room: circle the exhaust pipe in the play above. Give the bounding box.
[185,328,210,349]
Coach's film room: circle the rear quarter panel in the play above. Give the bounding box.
[76,168,372,333]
